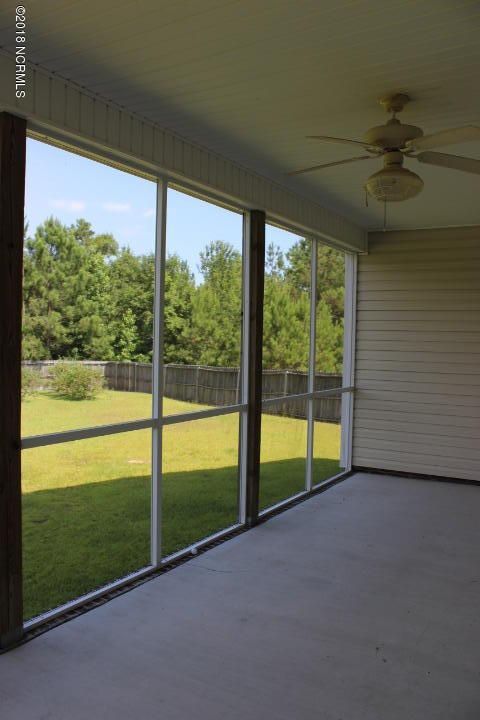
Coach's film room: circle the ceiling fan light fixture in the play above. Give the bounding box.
[365,165,424,202]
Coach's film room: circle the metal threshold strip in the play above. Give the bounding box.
[16,470,352,649]
[22,522,245,639]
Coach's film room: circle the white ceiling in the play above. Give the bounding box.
[1,0,480,230]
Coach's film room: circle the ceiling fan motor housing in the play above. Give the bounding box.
[363,118,423,150]
[365,151,424,202]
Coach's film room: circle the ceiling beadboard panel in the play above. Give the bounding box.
[0,0,479,231]
[0,51,365,252]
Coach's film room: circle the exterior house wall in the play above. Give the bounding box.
[353,226,480,481]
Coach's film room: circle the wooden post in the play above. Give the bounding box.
[195,365,200,404]
[0,112,26,649]
[245,210,265,527]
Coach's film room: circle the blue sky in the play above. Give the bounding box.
[25,138,301,279]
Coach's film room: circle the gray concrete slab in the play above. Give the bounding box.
[1,472,480,719]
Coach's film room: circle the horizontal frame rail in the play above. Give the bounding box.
[162,403,246,425]
[21,403,248,449]
[23,565,153,631]
[21,418,154,449]
[260,386,354,409]
[21,390,353,449]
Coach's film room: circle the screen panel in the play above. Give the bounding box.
[23,429,151,620]
[162,413,240,557]
[22,138,156,435]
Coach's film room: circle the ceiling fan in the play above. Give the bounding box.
[289,94,480,203]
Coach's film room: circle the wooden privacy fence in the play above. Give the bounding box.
[23,361,343,423]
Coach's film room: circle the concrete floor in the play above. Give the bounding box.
[2,472,480,719]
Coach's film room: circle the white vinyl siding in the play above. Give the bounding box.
[353,226,480,481]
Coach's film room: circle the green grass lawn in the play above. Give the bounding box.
[22,390,341,619]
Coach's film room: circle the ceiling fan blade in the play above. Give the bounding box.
[288,155,375,176]
[407,126,480,152]
[306,135,378,151]
[416,151,480,175]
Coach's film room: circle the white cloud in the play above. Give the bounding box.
[121,225,142,238]
[102,202,131,213]
[50,199,86,212]
[143,208,155,218]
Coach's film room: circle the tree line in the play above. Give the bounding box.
[23,218,344,372]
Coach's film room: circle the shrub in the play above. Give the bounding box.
[50,363,104,400]
[21,367,40,399]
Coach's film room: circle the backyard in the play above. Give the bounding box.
[22,390,341,619]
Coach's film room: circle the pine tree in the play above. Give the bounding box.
[117,308,137,361]
[164,254,195,364]
[189,241,242,366]
[23,218,117,360]
[22,219,346,374]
